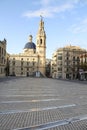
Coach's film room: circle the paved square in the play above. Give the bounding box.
[0,77,87,130]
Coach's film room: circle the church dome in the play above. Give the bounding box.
[24,42,36,49]
[24,35,36,49]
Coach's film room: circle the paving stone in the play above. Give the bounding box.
[0,77,87,130]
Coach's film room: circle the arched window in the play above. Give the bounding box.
[40,39,42,44]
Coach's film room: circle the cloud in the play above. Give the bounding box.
[23,8,52,18]
[40,0,85,6]
[32,0,55,7]
[23,3,74,18]
[69,18,87,33]
[22,0,87,18]
[83,18,87,24]
[62,0,87,4]
[41,0,51,6]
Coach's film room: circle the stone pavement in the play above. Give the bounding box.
[0,77,87,130]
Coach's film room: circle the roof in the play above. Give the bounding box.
[24,42,36,49]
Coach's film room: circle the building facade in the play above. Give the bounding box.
[46,59,51,77]
[0,39,7,77]
[9,18,46,77]
[52,45,86,79]
[79,51,87,80]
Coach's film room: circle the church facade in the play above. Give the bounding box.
[9,18,46,77]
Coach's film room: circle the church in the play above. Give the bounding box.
[9,17,46,77]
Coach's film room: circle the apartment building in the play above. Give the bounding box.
[52,45,86,79]
[79,51,87,80]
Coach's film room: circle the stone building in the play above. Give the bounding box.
[80,51,87,70]
[46,59,51,77]
[9,18,46,77]
[0,39,7,77]
[79,51,87,80]
[52,45,86,79]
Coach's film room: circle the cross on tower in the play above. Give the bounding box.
[40,14,43,20]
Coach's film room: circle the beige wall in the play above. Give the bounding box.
[9,52,46,76]
[52,45,86,79]
[0,39,6,77]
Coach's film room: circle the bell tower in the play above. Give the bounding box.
[36,16,46,75]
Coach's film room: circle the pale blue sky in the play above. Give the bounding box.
[0,0,87,58]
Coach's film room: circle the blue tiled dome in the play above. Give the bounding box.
[24,42,36,49]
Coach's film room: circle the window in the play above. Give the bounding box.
[40,39,42,44]
[21,68,23,70]
[13,58,15,60]
[67,68,69,71]
[67,57,68,60]
[33,62,35,66]
[12,61,15,66]
[58,68,62,71]
[58,56,62,60]
[66,52,69,56]
[77,57,80,62]
[73,57,75,61]
[21,61,23,66]
[21,72,23,75]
